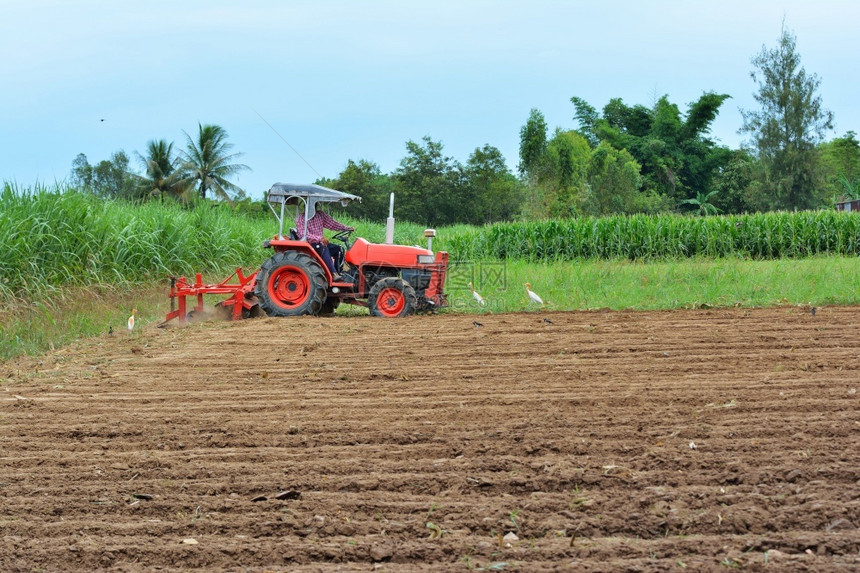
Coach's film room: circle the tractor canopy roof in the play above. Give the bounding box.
[267,183,362,214]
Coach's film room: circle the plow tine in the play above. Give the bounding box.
[169,276,176,313]
[163,270,259,323]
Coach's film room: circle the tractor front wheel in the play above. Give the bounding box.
[368,277,417,317]
[255,251,327,316]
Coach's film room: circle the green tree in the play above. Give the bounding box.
[70,151,137,199]
[581,143,642,215]
[518,108,548,179]
[519,109,603,218]
[710,150,755,214]
[569,96,600,147]
[543,129,591,217]
[836,174,860,200]
[572,92,732,203]
[323,159,394,222]
[135,139,191,202]
[181,123,249,201]
[464,144,523,223]
[681,189,721,216]
[394,136,464,226]
[677,93,735,195]
[71,153,93,188]
[818,131,860,201]
[739,24,833,210]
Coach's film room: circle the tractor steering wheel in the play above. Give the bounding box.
[332,229,354,249]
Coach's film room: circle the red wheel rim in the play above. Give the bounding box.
[377,287,405,316]
[268,266,309,308]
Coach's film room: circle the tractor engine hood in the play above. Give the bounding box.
[346,238,433,267]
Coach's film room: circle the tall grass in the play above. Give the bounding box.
[0,184,269,300]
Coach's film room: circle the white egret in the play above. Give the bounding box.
[468,282,486,306]
[128,308,137,331]
[525,283,544,305]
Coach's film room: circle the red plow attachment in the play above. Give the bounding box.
[165,268,260,323]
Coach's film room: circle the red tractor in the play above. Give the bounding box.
[165,183,449,321]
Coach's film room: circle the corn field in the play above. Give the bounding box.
[446,212,860,261]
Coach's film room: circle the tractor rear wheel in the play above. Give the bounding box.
[255,251,327,316]
[368,277,416,317]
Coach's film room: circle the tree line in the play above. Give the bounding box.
[71,124,250,204]
[519,25,857,218]
[71,25,859,225]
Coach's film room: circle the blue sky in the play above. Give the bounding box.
[1,1,857,200]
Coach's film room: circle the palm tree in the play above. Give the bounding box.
[838,174,860,201]
[681,190,721,216]
[180,123,249,201]
[135,139,193,202]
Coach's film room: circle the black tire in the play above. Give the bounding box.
[368,277,417,317]
[319,298,340,316]
[255,251,327,317]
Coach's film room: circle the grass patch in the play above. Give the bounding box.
[445,255,860,313]
[0,284,165,360]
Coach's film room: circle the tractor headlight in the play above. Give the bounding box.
[417,254,435,265]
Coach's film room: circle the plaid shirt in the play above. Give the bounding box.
[296,210,351,243]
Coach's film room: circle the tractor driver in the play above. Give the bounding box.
[296,203,353,280]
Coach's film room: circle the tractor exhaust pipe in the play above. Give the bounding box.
[385,193,395,244]
[425,228,436,252]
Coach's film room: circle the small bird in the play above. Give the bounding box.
[108,325,114,336]
[811,306,816,316]
[100,118,105,122]
[468,282,486,306]
[473,320,484,328]
[525,283,544,305]
[543,318,553,325]
[128,308,137,331]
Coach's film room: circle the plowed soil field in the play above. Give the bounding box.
[2,307,859,572]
